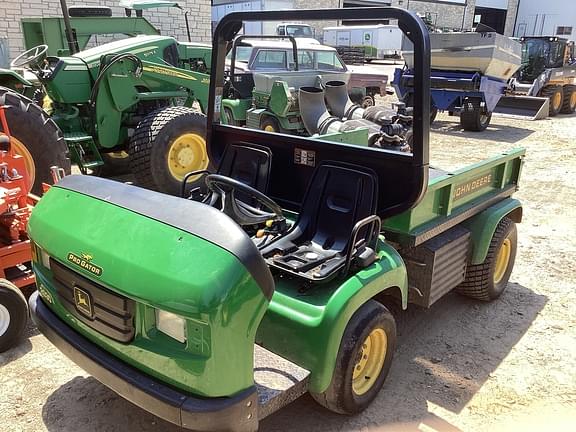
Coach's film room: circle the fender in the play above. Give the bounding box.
[461,198,522,265]
[258,240,408,393]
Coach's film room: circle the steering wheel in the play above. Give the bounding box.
[10,45,49,70]
[205,174,284,226]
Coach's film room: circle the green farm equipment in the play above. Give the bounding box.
[28,8,524,431]
[0,0,212,195]
[223,37,411,151]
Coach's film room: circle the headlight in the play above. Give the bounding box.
[156,309,187,343]
[32,243,51,269]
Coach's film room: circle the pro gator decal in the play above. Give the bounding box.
[67,252,103,277]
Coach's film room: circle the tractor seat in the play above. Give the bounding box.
[261,162,380,282]
[182,143,272,203]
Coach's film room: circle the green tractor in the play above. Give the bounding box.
[0,1,212,195]
[28,8,524,431]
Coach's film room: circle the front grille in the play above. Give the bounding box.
[50,259,135,343]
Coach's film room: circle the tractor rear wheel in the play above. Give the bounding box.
[560,85,576,114]
[0,88,70,195]
[0,279,28,353]
[457,217,517,301]
[260,116,281,133]
[129,107,208,196]
[540,85,563,116]
[460,97,491,131]
[311,300,396,415]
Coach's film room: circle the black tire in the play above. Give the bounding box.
[68,7,112,17]
[457,217,517,301]
[460,97,491,131]
[361,95,375,108]
[223,107,242,127]
[129,107,208,196]
[0,279,28,353]
[260,116,281,133]
[540,85,563,117]
[0,88,70,195]
[560,85,576,114]
[311,300,396,415]
[94,151,131,177]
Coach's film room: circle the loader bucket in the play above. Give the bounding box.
[493,95,550,120]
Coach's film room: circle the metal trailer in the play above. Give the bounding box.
[323,24,403,61]
[393,67,508,131]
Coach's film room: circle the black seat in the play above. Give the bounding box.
[181,143,272,202]
[261,162,380,282]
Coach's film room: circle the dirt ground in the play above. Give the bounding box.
[1,100,576,431]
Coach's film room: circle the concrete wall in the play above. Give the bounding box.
[0,0,212,60]
[401,0,477,31]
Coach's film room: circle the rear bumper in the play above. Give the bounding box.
[29,291,258,432]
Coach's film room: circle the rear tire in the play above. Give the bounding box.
[540,85,563,116]
[260,116,281,133]
[460,97,491,131]
[361,95,375,108]
[129,107,208,196]
[0,88,70,195]
[311,300,396,415]
[560,85,576,114]
[0,279,28,353]
[457,217,517,301]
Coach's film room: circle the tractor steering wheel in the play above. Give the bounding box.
[10,45,49,70]
[205,174,284,226]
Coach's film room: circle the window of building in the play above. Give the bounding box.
[556,26,573,36]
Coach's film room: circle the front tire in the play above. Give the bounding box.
[311,300,396,415]
[540,85,563,116]
[0,279,28,353]
[457,217,517,301]
[129,107,208,196]
[0,88,70,195]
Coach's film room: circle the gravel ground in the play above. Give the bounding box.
[1,100,575,431]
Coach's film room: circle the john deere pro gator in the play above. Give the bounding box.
[28,8,524,431]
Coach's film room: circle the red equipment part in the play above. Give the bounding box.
[0,104,36,288]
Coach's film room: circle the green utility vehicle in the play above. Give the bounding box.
[29,8,524,431]
[0,1,212,195]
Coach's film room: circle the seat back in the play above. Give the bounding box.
[298,162,378,253]
[217,143,272,193]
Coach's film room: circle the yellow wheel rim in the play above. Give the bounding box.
[553,92,562,110]
[493,238,511,284]
[167,133,208,182]
[570,91,576,108]
[263,124,276,132]
[352,328,387,396]
[1,134,35,191]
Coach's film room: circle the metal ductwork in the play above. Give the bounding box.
[298,86,396,147]
[323,80,412,149]
[325,80,406,127]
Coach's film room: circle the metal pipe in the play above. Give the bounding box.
[185,11,192,42]
[59,0,79,54]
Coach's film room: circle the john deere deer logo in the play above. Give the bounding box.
[73,286,93,317]
[67,252,103,277]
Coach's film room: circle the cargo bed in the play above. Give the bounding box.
[383,148,524,247]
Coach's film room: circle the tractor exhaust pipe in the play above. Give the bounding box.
[298,87,389,147]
